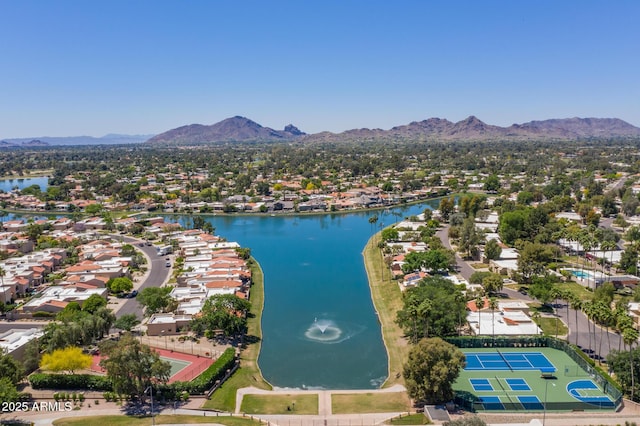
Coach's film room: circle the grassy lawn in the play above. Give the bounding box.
[53,415,262,426]
[240,393,318,414]
[556,280,593,301]
[385,413,431,425]
[332,392,411,414]
[535,316,569,336]
[363,234,408,388]
[470,263,489,269]
[204,259,271,412]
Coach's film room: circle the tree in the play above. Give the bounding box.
[107,277,133,295]
[484,239,502,261]
[474,296,484,335]
[396,276,466,340]
[99,333,171,401]
[381,227,399,242]
[438,197,455,222]
[620,247,639,275]
[136,286,175,316]
[517,242,555,283]
[469,271,492,285]
[483,174,500,192]
[482,273,504,295]
[0,350,25,386]
[190,294,251,338]
[403,337,465,404]
[40,346,92,374]
[0,377,20,404]
[82,293,107,314]
[22,339,41,373]
[114,313,141,332]
[458,218,483,259]
[488,297,498,342]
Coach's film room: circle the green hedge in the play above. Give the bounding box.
[160,347,236,396]
[29,373,112,391]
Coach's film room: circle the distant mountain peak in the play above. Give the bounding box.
[146,117,305,144]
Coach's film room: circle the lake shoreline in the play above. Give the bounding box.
[362,231,408,389]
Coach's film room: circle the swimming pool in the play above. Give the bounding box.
[567,269,593,279]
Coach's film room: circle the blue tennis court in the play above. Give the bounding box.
[517,395,544,410]
[506,378,531,391]
[567,380,616,408]
[479,396,504,410]
[470,378,494,391]
[465,351,556,372]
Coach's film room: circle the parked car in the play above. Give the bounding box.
[127,290,138,298]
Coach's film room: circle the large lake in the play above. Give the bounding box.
[174,201,438,389]
[5,199,438,389]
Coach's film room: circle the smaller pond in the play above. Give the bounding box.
[0,177,49,192]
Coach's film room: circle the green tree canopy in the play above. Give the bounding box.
[484,239,502,261]
[107,277,133,294]
[0,350,25,386]
[136,286,175,316]
[114,313,141,332]
[482,273,504,295]
[190,294,251,338]
[82,293,107,314]
[396,276,466,340]
[99,333,171,400]
[403,337,465,404]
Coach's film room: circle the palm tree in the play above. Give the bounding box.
[368,215,378,235]
[622,325,639,400]
[593,301,610,360]
[0,265,5,288]
[582,300,594,354]
[475,296,484,336]
[601,240,617,275]
[418,299,432,338]
[531,311,541,334]
[569,295,582,346]
[489,297,498,344]
[614,305,632,352]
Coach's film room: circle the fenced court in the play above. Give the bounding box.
[464,351,555,373]
[453,346,619,412]
[90,348,215,384]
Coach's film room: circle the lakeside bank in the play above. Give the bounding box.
[203,257,271,412]
[362,231,408,388]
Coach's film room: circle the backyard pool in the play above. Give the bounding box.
[567,269,594,279]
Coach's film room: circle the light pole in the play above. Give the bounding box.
[145,385,155,426]
[543,380,556,426]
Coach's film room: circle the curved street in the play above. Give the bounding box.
[114,236,172,319]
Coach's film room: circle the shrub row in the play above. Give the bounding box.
[29,374,112,391]
[160,347,236,395]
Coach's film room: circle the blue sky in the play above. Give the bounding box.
[1,0,639,137]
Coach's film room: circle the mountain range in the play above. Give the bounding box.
[147,116,640,145]
[4,116,640,147]
[145,116,305,144]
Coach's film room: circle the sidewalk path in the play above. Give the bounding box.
[235,385,407,417]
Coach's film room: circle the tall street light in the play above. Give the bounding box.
[543,380,556,426]
[145,385,155,426]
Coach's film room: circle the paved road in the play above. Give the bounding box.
[436,225,476,280]
[115,236,171,318]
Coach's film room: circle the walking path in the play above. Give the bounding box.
[235,384,407,416]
